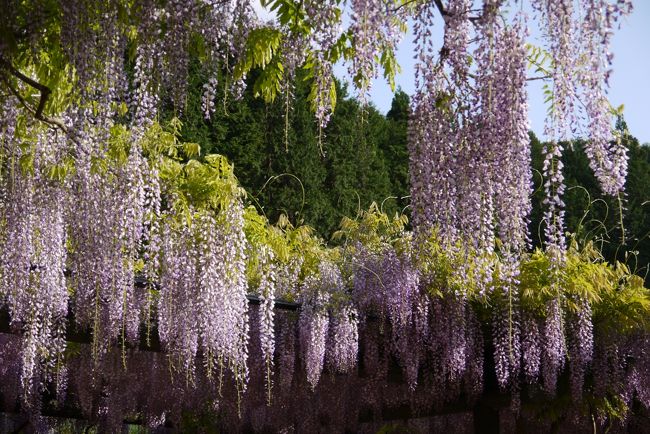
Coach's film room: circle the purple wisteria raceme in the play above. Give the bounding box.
[348,0,403,104]
[351,243,385,313]
[521,312,542,384]
[567,297,593,398]
[408,4,534,300]
[200,0,257,105]
[303,0,340,130]
[492,298,521,390]
[275,256,303,300]
[217,197,251,394]
[382,247,419,335]
[408,43,460,240]
[158,199,251,389]
[542,297,566,395]
[257,246,277,404]
[299,262,343,389]
[66,108,146,360]
[535,0,578,141]
[312,56,335,132]
[202,77,219,120]
[299,286,330,390]
[542,139,567,265]
[579,0,633,195]
[491,21,533,256]
[158,217,200,376]
[534,0,575,256]
[160,0,198,112]
[142,161,162,340]
[193,197,251,393]
[0,125,69,402]
[327,304,359,374]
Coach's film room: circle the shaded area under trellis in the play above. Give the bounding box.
[2,309,650,433]
[0,274,299,352]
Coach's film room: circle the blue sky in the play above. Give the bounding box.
[255,2,650,144]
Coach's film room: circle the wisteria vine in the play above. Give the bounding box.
[0,0,645,432]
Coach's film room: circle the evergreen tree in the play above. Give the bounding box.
[169,65,406,238]
[382,88,410,213]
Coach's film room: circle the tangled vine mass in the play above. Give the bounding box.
[1,0,649,432]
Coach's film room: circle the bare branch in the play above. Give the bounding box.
[390,0,420,13]
[432,0,447,17]
[0,57,52,120]
[527,75,552,81]
[2,76,68,133]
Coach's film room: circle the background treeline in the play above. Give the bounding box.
[165,65,650,280]
[166,64,410,236]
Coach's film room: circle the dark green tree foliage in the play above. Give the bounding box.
[383,88,411,212]
[529,122,650,282]
[170,64,409,237]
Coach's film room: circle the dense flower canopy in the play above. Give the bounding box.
[0,0,648,432]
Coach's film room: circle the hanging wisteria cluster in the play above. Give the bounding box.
[348,0,405,104]
[1,0,648,432]
[0,104,69,406]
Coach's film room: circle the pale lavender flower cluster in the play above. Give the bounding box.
[299,273,331,389]
[312,57,336,130]
[0,122,69,400]
[542,140,567,265]
[303,0,341,129]
[328,304,359,374]
[492,299,521,390]
[348,0,403,104]
[298,261,364,389]
[408,6,455,246]
[351,243,385,312]
[155,196,251,395]
[532,0,633,255]
[142,162,162,333]
[426,297,485,403]
[490,22,533,255]
[536,0,574,263]
[202,77,219,120]
[579,0,633,195]
[275,256,303,299]
[351,242,487,394]
[200,0,257,117]
[541,298,566,395]
[567,298,593,398]
[257,246,277,403]
[59,0,125,101]
[158,217,200,374]
[534,0,578,141]
[58,0,258,126]
[521,312,542,384]
[161,198,250,391]
[66,111,145,357]
[380,247,423,388]
[409,7,533,297]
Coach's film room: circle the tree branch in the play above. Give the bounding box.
[390,0,420,13]
[432,0,448,17]
[526,75,551,81]
[2,76,68,133]
[0,57,52,120]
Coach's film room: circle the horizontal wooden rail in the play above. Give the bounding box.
[0,275,300,352]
